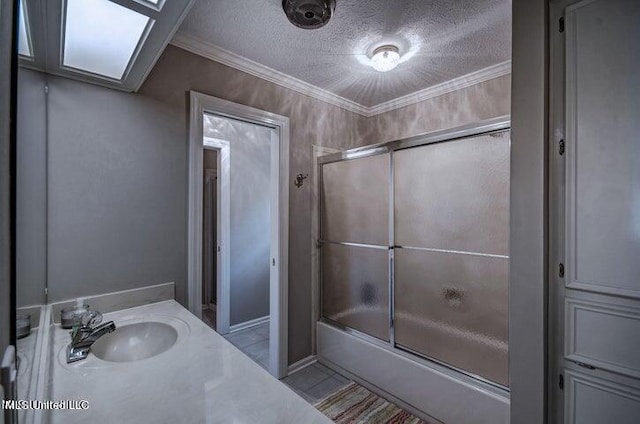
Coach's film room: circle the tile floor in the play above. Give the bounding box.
[223,322,270,370]
[281,362,352,404]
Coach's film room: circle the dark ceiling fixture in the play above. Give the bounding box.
[282,0,336,29]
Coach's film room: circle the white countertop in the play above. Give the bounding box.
[47,300,332,424]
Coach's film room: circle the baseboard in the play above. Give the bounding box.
[229,315,269,333]
[287,355,317,375]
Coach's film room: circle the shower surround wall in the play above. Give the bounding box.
[15,44,510,365]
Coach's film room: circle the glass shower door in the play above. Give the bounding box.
[393,131,510,387]
[320,153,390,341]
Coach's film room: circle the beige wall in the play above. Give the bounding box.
[367,75,511,143]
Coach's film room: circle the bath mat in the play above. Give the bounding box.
[314,382,431,424]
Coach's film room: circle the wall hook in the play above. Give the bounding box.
[294,173,308,188]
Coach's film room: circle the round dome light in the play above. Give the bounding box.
[370,45,401,72]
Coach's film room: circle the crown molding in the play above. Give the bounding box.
[366,61,512,116]
[170,32,511,118]
[170,32,370,116]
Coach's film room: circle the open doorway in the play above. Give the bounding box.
[201,149,218,330]
[203,114,272,371]
[188,92,290,379]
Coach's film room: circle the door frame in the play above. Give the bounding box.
[202,167,217,308]
[188,91,290,379]
[549,1,572,422]
[203,139,230,333]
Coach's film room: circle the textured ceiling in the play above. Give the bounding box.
[177,0,511,107]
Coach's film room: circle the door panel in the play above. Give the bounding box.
[394,132,510,256]
[394,248,509,386]
[565,0,640,298]
[559,1,640,422]
[322,243,389,341]
[321,154,389,246]
[566,297,640,379]
[565,371,640,424]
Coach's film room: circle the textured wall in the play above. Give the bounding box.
[140,45,370,364]
[46,75,187,304]
[16,69,47,307]
[366,75,511,143]
[204,115,271,326]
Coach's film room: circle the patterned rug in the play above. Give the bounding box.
[314,382,430,424]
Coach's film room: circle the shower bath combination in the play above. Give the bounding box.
[318,118,511,388]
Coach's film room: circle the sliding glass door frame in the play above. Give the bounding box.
[317,115,511,391]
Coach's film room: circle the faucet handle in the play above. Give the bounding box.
[69,311,101,342]
[82,310,103,327]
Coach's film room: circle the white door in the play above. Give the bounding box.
[554,0,640,422]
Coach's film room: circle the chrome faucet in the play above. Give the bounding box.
[66,312,116,363]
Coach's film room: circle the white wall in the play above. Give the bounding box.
[18,73,188,304]
[204,114,271,326]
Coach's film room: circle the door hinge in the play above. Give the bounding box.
[559,374,564,390]
[559,139,565,155]
[272,258,276,266]
[44,84,49,95]
[559,17,565,33]
[217,246,220,253]
[559,263,565,278]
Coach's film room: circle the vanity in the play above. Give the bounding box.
[20,286,330,424]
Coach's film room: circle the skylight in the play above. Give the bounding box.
[18,0,32,58]
[62,0,152,80]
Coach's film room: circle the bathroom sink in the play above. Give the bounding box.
[90,322,178,362]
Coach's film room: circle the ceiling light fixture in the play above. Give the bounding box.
[370,45,401,72]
